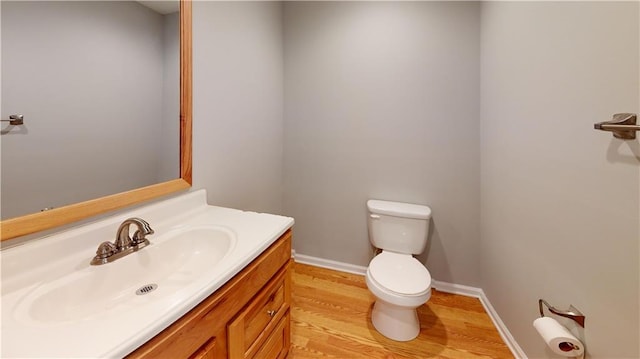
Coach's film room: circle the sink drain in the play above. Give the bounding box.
[136,283,158,295]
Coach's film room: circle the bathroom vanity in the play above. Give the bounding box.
[0,1,293,356]
[127,230,292,359]
[1,190,294,358]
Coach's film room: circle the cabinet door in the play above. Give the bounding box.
[253,311,290,359]
[188,337,217,359]
[188,331,227,359]
[228,264,291,359]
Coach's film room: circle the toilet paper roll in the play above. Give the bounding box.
[533,317,584,357]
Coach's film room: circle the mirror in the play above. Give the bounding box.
[0,0,192,240]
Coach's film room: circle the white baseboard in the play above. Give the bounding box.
[291,251,526,359]
[477,291,528,359]
[430,280,527,358]
[293,252,367,276]
[431,280,484,297]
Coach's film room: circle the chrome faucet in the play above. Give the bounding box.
[91,217,154,265]
[115,218,154,249]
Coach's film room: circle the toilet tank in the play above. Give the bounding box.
[367,200,432,255]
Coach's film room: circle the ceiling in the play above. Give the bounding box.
[137,0,179,15]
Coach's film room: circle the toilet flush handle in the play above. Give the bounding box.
[370,214,380,219]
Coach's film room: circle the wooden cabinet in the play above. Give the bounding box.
[228,264,290,359]
[252,312,290,359]
[188,336,224,359]
[127,230,292,359]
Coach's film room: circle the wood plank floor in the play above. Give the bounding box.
[289,263,513,359]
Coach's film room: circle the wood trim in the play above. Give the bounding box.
[282,309,291,359]
[180,0,193,185]
[1,179,190,240]
[1,0,193,241]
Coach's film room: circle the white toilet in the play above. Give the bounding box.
[365,199,432,341]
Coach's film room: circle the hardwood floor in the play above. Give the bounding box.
[289,263,513,359]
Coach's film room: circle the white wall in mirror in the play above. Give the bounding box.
[159,12,180,183]
[1,1,180,220]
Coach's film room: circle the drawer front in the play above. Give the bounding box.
[243,277,285,349]
[252,311,290,359]
[228,263,291,359]
[188,337,218,359]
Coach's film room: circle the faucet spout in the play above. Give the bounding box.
[132,219,155,244]
[116,217,154,249]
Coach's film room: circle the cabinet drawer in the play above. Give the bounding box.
[253,311,290,359]
[188,336,224,359]
[244,278,285,347]
[228,264,291,359]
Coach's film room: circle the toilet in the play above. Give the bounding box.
[365,199,432,341]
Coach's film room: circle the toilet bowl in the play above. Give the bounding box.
[365,199,432,341]
[365,251,431,341]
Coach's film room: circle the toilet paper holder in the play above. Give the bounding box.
[539,299,585,328]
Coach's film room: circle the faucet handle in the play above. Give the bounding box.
[91,241,117,265]
[96,241,117,258]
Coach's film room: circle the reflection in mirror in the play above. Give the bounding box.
[1,0,180,220]
[0,0,191,241]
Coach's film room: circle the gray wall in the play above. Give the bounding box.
[1,1,175,219]
[480,2,639,357]
[282,1,481,286]
[192,1,284,214]
[3,3,638,357]
[158,12,180,182]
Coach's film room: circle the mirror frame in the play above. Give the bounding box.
[1,0,192,241]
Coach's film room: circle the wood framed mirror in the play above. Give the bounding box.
[0,0,192,241]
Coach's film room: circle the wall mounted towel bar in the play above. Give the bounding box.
[594,113,639,140]
[1,114,24,126]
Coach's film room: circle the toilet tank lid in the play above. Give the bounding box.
[367,200,431,219]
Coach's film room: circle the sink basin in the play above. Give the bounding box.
[2,189,294,358]
[15,225,236,325]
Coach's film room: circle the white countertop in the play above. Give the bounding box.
[1,190,294,358]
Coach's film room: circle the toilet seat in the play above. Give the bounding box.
[368,251,431,297]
